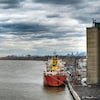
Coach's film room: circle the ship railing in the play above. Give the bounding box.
[44,71,67,76]
[57,72,67,75]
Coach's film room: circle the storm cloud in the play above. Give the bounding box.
[0,23,50,33]
[0,0,24,9]
[34,0,82,5]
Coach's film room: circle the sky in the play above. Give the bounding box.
[0,0,100,56]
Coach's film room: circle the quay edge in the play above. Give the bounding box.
[67,80,81,100]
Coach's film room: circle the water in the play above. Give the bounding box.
[0,60,73,100]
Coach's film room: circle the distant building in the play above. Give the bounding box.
[87,21,100,84]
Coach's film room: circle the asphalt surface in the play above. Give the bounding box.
[73,84,100,100]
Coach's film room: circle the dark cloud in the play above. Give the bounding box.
[0,22,83,41]
[73,16,91,24]
[71,6,100,24]
[32,35,59,40]
[46,14,61,18]
[0,20,85,41]
[67,33,85,37]
[34,0,82,5]
[30,30,84,40]
[0,23,50,33]
[0,0,24,9]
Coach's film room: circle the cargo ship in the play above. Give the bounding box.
[43,53,67,87]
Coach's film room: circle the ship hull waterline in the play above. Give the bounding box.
[44,74,67,87]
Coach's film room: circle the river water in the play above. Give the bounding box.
[0,60,73,100]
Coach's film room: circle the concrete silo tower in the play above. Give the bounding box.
[87,20,100,84]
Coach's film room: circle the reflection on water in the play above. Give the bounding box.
[43,86,65,94]
[0,60,73,100]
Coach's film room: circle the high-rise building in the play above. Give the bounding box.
[87,21,100,84]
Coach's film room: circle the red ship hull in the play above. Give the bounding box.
[44,74,67,87]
